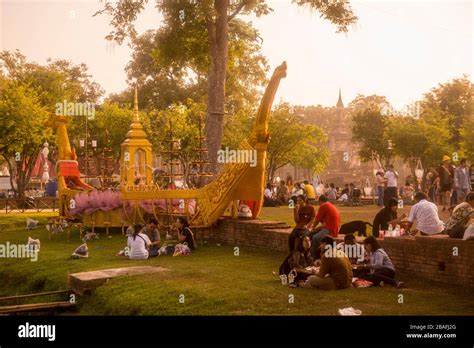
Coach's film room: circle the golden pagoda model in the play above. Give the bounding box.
[52,62,287,229]
[120,87,154,189]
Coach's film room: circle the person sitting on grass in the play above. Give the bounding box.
[406,192,444,236]
[336,233,365,265]
[372,198,407,237]
[307,236,353,290]
[175,216,196,250]
[279,235,315,286]
[144,219,161,257]
[263,183,278,207]
[290,182,304,203]
[288,195,315,252]
[276,180,290,205]
[127,224,151,260]
[444,192,474,239]
[325,183,337,201]
[309,195,340,259]
[356,236,404,288]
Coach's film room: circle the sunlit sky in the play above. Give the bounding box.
[0,0,472,109]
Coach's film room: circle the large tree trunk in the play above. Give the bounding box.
[4,149,37,202]
[205,0,229,174]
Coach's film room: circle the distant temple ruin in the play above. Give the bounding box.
[275,90,372,187]
[322,90,371,187]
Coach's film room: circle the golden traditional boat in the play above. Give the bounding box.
[52,62,287,229]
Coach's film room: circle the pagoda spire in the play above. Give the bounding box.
[336,88,344,108]
[133,85,139,122]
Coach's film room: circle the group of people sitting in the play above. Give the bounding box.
[264,179,368,208]
[125,216,196,260]
[372,191,474,239]
[279,187,474,289]
[280,232,403,290]
[264,180,318,206]
[280,194,405,290]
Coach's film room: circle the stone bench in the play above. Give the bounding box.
[68,266,169,295]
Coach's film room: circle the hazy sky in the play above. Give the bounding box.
[1,0,472,109]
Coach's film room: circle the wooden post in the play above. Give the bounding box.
[104,222,110,238]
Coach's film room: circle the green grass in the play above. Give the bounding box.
[0,210,473,315]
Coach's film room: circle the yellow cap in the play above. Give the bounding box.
[442,155,451,162]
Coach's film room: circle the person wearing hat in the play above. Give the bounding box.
[437,156,455,212]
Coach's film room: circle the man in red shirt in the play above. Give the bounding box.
[310,195,340,258]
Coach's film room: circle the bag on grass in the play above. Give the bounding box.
[173,243,191,256]
[352,278,373,288]
[26,218,39,230]
[27,237,40,252]
[71,243,89,259]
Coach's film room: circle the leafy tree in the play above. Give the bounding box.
[222,103,255,149]
[351,108,390,164]
[95,0,357,172]
[347,94,390,116]
[0,50,103,111]
[422,76,472,149]
[266,103,328,182]
[386,110,453,170]
[119,18,269,114]
[295,104,335,129]
[0,81,51,198]
[460,112,474,160]
[0,50,104,194]
[147,101,205,187]
[75,102,138,172]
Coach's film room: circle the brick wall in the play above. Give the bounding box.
[380,235,474,287]
[196,218,474,288]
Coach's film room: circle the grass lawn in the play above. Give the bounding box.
[0,209,472,316]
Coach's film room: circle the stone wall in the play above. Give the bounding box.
[195,218,474,288]
[380,235,474,288]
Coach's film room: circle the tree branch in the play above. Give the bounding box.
[228,0,249,21]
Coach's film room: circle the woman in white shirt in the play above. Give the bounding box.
[127,224,151,260]
[292,183,304,196]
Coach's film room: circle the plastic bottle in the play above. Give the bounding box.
[395,224,401,237]
[388,224,393,237]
